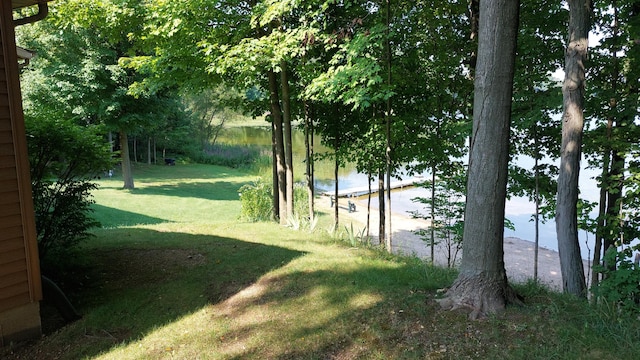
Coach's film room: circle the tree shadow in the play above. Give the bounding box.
[24,228,305,360]
[90,204,169,228]
[216,261,457,359]
[128,180,248,201]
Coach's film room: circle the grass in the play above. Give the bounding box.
[3,163,640,359]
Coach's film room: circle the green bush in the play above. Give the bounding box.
[26,116,114,269]
[238,179,274,222]
[33,180,99,262]
[238,180,311,223]
[592,245,640,316]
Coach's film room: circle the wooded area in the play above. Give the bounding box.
[13,0,640,317]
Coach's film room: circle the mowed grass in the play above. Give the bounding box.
[3,163,640,359]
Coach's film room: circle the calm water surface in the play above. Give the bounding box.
[219,126,599,257]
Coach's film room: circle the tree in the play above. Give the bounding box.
[555,0,591,298]
[437,0,521,318]
[18,0,181,190]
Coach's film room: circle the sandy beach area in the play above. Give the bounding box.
[321,196,592,291]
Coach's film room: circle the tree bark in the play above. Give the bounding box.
[556,0,590,298]
[271,120,279,220]
[334,148,339,228]
[267,69,287,224]
[120,130,134,189]
[437,0,521,318]
[147,137,152,165]
[378,169,385,246]
[384,0,393,252]
[281,60,294,220]
[431,167,436,264]
[304,101,315,219]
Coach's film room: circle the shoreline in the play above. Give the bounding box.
[320,196,592,291]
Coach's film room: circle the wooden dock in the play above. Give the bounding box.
[321,177,424,198]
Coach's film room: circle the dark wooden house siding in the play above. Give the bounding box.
[0,1,41,314]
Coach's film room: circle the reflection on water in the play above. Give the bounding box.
[217,126,353,182]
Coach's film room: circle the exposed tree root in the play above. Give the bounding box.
[435,273,522,320]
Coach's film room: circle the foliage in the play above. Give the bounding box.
[592,245,640,316]
[189,144,263,169]
[238,178,315,226]
[238,179,274,222]
[410,174,466,268]
[26,116,113,268]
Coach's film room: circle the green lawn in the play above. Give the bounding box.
[3,163,639,359]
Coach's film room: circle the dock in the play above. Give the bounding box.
[321,177,425,198]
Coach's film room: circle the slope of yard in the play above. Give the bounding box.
[2,164,638,359]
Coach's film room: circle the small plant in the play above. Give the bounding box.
[344,223,368,247]
[286,213,301,230]
[307,215,319,233]
[592,245,640,317]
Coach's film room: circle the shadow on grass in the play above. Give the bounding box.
[128,180,248,201]
[23,228,305,360]
[216,260,457,360]
[91,204,169,228]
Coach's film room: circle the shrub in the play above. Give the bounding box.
[592,245,640,316]
[238,180,312,223]
[26,116,114,269]
[33,180,99,263]
[238,179,273,222]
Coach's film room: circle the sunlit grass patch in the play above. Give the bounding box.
[5,163,640,360]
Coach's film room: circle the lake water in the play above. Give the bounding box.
[220,126,600,259]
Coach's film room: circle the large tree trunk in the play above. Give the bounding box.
[267,69,287,224]
[281,60,294,220]
[556,0,590,298]
[120,130,134,189]
[437,0,520,319]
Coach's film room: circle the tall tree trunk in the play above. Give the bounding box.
[592,110,615,288]
[281,60,294,220]
[384,0,393,252]
[133,136,137,163]
[304,101,315,219]
[267,69,287,224]
[271,120,280,220]
[147,137,152,165]
[605,148,624,250]
[430,167,436,264]
[334,149,339,229]
[437,0,521,318]
[378,169,385,246]
[120,130,134,189]
[599,1,621,278]
[556,0,590,298]
[534,130,540,283]
[367,172,372,239]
